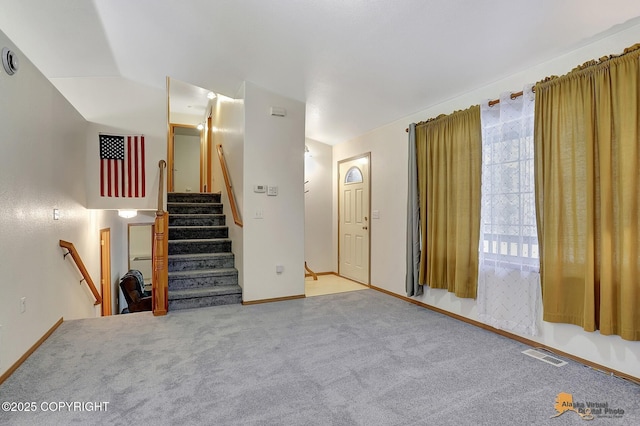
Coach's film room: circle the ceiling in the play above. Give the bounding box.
[2,0,640,145]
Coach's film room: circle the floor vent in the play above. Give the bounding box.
[522,349,568,367]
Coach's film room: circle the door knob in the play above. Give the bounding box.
[362,226,368,230]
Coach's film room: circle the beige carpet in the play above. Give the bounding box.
[305,274,369,297]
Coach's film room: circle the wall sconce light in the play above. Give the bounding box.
[207,91,216,100]
[118,210,137,219]
[197,122,204,131]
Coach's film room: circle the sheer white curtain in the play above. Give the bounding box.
[478,84,541,335]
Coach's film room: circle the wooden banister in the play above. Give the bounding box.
[152,160,169,316]
[157,159,166,214]
[216,144,243,227]
[59,240,102,306]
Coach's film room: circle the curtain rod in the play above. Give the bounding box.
[405,86,535,132]
[405,43,640,133]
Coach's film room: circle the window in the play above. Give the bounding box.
[344,166,363,184]
[480,90,539,272]
[477,85,541,336]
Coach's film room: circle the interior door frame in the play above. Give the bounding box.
[337,152,371,285]
[167,123,208,193]
[100,228,112,316]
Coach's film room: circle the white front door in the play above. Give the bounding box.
[338,155,370,284]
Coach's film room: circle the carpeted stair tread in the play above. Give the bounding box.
[167,203,223,215]
[168,268,237,278]
[166,192,242,309]
[168,285,242,300]
[169,238,231,243]
[169,214,225,218]
[168,214,226,227]
[169,252,233,259]
[168,252,235,272]
[167,202,223,207]
[168,225,229,240]
[169,225,227,230]
[167,192,221,203]
[168,252,233,260]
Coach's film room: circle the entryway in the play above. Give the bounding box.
[338,153,371,285]
[305,274,369,297]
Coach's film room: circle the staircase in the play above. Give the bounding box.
[167,192,242,310]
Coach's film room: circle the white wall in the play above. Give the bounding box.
[170,112,201,127]
[0,30,118,377]
[212,86,245,289]
[242,82,306,301]
[51,77,167,212]
[173,133,201,192]
[304,138,333,273]
[333,23,640,378]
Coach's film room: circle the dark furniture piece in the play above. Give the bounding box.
[119,269,152,313]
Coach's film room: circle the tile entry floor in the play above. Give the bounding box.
[305,273,369,297]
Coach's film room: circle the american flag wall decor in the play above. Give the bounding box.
[99,134,146,197]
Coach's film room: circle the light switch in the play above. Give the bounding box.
[255,210,264,219]
[372,210,380,219]
[267,186,278,196]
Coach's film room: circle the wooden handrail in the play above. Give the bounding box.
[59,240,102,306]
[152,160,168,316]
[216,144,243,227]
[157,160,166,214]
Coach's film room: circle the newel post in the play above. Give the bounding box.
[152,160,169,316]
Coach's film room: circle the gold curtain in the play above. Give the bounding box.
[416,106,482,298]
[534,45,640,340]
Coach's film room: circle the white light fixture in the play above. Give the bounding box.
[197,122,204,131]
[207,91,216,100]
[118,210,137,219]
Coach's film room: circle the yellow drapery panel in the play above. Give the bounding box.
[534,45,640,340]
[416,106,482,299]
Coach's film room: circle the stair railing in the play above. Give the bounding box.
[216,144,243,227]
[59,240,102,305]
[152,159,169,316]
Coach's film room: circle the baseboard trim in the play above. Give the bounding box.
[0,317,64,386]
[370,285,640,385]
[305,271,335,278]
[242,294,306,305]
[336,274,371,287]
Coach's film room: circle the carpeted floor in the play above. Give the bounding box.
[0,289,637,425]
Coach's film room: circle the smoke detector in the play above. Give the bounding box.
[2,47,19,75]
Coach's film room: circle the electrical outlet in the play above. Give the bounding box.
[20,297,26,313]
